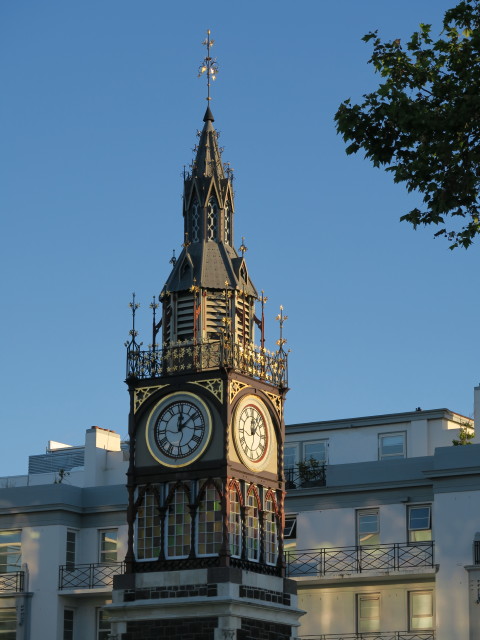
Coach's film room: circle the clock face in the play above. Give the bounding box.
[233,395,273,471]
[146,392,211,467]
[238,404,268,462]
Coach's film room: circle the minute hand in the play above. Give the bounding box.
[182,413,198,428]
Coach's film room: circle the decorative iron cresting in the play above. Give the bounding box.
[126,339,288,387]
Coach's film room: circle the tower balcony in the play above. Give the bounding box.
[126,339,288,387]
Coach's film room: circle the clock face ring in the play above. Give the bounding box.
[233,394,273,471]
[146,392,212,467]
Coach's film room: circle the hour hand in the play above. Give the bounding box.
[177,414,184,432]
[250,417,257,436]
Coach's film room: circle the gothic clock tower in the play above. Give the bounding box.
[109,32,303,640]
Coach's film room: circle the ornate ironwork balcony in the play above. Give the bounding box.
[126,340,288,387]
[299,633,435,640]
[0,571,24,593]
[58,562,125,590]
[286,542,434,577]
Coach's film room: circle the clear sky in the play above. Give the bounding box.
[1,0,478,477]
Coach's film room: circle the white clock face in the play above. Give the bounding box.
[146,392,211,467]
[238,404,268,462]
[233,395,273,471]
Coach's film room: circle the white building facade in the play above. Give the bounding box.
[0,386,479,639]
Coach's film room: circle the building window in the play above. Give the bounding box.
[136,487,160,561]
[264,493,278,565]
[99,529,118,563]
[357,594,380,632]
[408,505,432,542]
[409,591,434,630]
[166,484,191,558]
[97,609,111,640]
[379,432,406,459]
[0,608,16,640]
[66,530,76,570]
[228,484,242,558]
[207,197,218,241]
[304,440,328,464]
[246,489,260,561]
[284,445,297,473]
[197,483,222,556]
[0,531,21,573]
[357,509,380,546]
[63,609,74,640]
[284,516,297,540]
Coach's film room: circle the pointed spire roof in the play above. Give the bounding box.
[192,107,225,181]
[203,106,214,122]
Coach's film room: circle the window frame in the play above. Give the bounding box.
[98,529,118,564]
[409,590,434,630]
[357,509,380,546]
[0,607,17,640]
[303,440,328,465]
[407,505,432,543]
[66,530,77,570]
[196,482,222,557]
[356,593,381,633]
[378,431,406,460]
[0,530,22,574]
[63,608,75,640]
[97,608,111,640]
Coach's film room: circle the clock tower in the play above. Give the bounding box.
[109,32,303,640]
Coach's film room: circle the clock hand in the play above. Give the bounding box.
[250,416,257,436]
[177,414,184,432]
[182,413,198,428]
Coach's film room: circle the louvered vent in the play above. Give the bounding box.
[206,294,228,341]
[235,298,252,345]
[176,294,194,341]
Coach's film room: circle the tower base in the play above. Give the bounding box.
[108,567,304,640]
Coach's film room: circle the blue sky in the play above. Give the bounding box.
[1,0,478,476]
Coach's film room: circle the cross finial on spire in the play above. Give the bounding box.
[198,30,219,102]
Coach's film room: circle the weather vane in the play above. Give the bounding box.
[198,29,219,102]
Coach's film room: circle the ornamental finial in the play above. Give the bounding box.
[239,237,248,256]
[198,30,219,102]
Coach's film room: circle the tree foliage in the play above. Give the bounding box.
[335,0,480,249]
[452,419,475,445]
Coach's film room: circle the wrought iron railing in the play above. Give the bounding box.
[126,340,288,387]
[58,562,125,590]
[0,571,24,593]
[285,465,326,489]
[299,633,435,640]
[286,542,434,577]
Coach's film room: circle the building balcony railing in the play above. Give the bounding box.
[285,464,326,489]
[126,340,288,387]
[0,571,24,593]
[299,633,435,640]
[58,562,125,590]
[286,542,434,577]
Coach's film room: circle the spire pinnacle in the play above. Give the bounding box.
[198,30,219,102]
